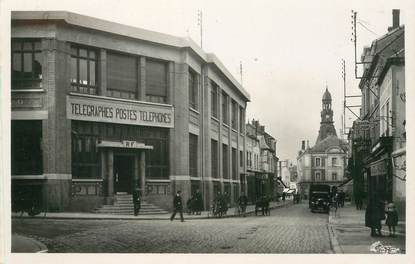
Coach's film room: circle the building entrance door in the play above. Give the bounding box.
[114,155,134,194]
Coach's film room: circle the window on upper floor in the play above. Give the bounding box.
[211,139,219,178]
[146,59,167,103]
[315,171,321,181]
[332,172,337,181]
[107,52,138,100]
[222,144,229,178]
[239,106,244,132]
[239,150,243,167]
[231,100,238,130]
[211,81,219,118]
[332,157,337,166]
[222,92,229,125]
[70,45,98,94]
[315,157,321,167]
[12,39,42,90]
[189,133,198,177]
[188,69,198,110]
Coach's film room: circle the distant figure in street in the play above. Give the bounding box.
[282,192,286,201]
[385,202,398,237]
[170,191,184,222]
[193,189,203,215]
[132,188,141,216]
[238,192,248,217]
[186,196,194,215]
[365,197,383,237]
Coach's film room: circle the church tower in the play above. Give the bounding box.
[316,87,337,143]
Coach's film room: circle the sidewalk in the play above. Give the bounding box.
[12,200,292,221]
[328,203,406,254]
[12,234,48,253]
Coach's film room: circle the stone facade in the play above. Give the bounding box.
[11,11,250,212]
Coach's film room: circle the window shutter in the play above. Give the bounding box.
[311,157,314,167]
[107,53,137,92]
[322,157,325,167]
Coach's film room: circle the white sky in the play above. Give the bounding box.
[5,0,412,162]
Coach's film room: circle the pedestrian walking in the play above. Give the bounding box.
[170,191,184,222]
[385,202,398,237]
[365,197,383,237]
[132,188,141,216]
[238,192,248,217]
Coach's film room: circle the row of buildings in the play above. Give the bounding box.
[295,10,406,221]
[347,10,406,218]
[10,11,280,212]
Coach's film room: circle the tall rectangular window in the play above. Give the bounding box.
[239,150,243,167]
[232,148,237,180]
[188,69,198,110]
[70,45,98,94]
[222,144,229,179]
[332,157,337,166]
[211,81,219,118]
[146,59,167,103]
[239,107,244,132]
[211,139,218,178]
[231,100,238,130]
[315,171,321,181]
[11,39,42,89]
[11,120,43,175]
[222,92,229,125]
[107,52,138,99]
[332,172,337,181]
[189,134,198,177]
[315,157,321,167]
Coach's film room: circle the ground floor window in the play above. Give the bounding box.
[11,120,43,175]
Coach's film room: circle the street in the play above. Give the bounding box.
[12,203,332,253]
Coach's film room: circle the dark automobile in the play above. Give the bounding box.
[310,192,330,213]
[309,184,331,213]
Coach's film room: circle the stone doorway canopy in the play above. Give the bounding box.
[97,140,153,202]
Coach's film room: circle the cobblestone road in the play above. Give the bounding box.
[12,203,332,253]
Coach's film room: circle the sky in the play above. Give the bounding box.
[4,0,411,162]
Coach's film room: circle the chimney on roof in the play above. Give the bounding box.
[307,140,310,149]
[388,9,400,31]
[301,140,305,150]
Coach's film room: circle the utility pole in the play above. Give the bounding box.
[341,58,346,138]
[240,61,243,85]
[197,10,203,48]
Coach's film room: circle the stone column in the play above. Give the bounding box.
[101,150,107,203]
[107,149,114,202]
[99,49,107,96]
[140,151,146,194]
[134,152,139,189]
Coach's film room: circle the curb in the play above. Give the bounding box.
[12,234,48,253]
[327,209,342,254]
[12,201,293,221]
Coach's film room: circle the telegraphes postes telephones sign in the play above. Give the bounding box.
[67,95,174,128]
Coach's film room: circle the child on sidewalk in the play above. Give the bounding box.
[385,202,398,237]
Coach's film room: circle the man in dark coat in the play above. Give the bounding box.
[132,188,141,216]
[170,190,184,222]
[193,189,203,215]
[238,192,248,216]
[365,197,383,236]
